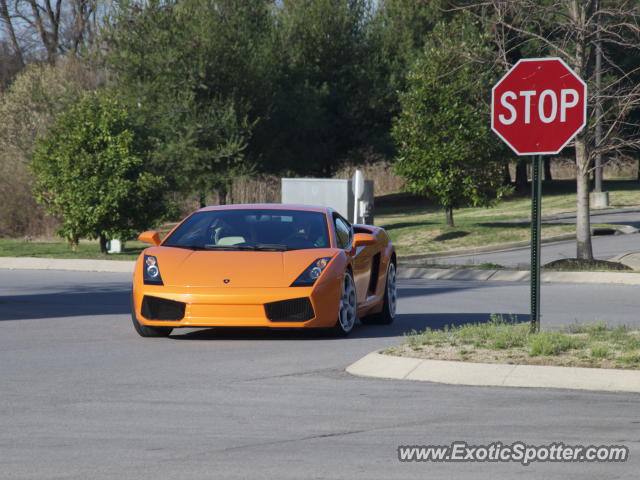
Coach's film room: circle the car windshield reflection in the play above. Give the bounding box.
[163,209,330,251]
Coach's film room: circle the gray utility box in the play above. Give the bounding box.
[281,178,374,224]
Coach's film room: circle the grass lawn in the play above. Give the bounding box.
[387,317,640,370]
[376,179,640,255]
[0,238,145,261]
[1,179,638,261]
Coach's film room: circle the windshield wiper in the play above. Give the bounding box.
[164,243,289,251]
[203,244,256,250]
[252,244,289,251]
[205,244,289,251]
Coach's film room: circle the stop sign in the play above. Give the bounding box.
[491,58,586,155]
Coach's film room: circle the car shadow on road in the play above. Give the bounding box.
[0,286,130,321]
[0,277,495,322]
[169,312,529,341]
[350,312,529,339]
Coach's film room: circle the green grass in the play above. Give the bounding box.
[376,179,640,255]
[2,179,639,261]
[0,238,145,261]
[388,315,640,369]
[528,332,586,356]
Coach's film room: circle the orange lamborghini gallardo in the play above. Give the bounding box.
[131,204,397,337]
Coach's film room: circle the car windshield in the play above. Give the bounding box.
[163,209,330,251]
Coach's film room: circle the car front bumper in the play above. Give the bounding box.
[132,277,342,329]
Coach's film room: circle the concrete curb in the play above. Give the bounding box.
[1,257,639,285]
[0,257,135,273]
[346,351,640,393]
[398,266,640,285]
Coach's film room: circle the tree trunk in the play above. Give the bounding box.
[566,1,592,260]
[515,160,528,193]
[575,135,593,260]
[0,0,24,66]
[503,163,512,185]
[99,234,108,255]
[199,191,206,208]
[69,235,79,252]
[445,207,454,227]
[218,184,228,205]
[544,157,553,181]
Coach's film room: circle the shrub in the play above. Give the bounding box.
[0,59,100,237]
[529,332,585,356]
[30,91,168,251]
[590,345,610,360]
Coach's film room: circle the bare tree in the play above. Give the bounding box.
[0,0,101,65]
[455,0,640,260]
[0,0,25,65]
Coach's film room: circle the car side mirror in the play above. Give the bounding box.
[353,232,376,248]
[138,230,161,246]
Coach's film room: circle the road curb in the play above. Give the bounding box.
[398,266,640,285]
[2,257,639,285]
[346,351,640,393]
[0,257,135,273]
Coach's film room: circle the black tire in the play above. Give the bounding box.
[361,261,397,325]
[329,270,357,337]
[131,295,173,338]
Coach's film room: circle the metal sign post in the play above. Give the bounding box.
[491,58,587,333]
[530,156,543,332]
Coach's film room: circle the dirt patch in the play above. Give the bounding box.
[391,343,629,369]
[543,258,632,271]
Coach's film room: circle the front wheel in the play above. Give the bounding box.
[361,261,397,325]
[330,271,357,336]
[131,295,173,338]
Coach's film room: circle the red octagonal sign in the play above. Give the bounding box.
[491,58,587,156]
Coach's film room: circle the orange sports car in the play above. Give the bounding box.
[131,204,397,337]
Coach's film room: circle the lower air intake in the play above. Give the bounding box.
[141,296,185,321]
[264,297,314,322]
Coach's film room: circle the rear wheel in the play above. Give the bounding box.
[330,271,357,336]
[361,261,396,325]
[131,295,173,338]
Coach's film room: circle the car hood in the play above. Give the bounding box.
[146,246,338,288]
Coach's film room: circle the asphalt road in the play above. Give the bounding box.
[431,209,640,267]
[1,269,638,479]
[431,232,640,268]
[546,209,640,228]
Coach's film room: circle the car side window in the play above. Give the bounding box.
[334,216,352,249]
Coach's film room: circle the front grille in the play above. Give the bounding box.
[264,297,314,322]
[141,296,186,321]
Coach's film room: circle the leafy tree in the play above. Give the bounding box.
[392,16,510,227]
[30,91,168,252]
[259,0,384,175]
[372,0,449,92]
[101,0,273,203]
[102,0,397,182]
[0,58,100,237]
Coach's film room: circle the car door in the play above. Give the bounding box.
[333,214,370,304]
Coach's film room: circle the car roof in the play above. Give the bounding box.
[197,203,332,214]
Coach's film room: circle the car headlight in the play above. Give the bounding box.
[143,255,164,285]
[291,257,332,287]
